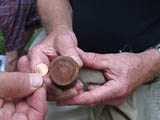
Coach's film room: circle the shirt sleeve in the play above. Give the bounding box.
[0,0,40,52]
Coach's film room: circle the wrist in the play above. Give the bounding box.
[45,25,73,36]
[138,49,160,83]
[49,25,73,38]
[52,25,73,32]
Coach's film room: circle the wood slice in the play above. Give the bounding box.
[49,56,79,89]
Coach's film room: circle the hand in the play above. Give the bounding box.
[5,51,18,72]
[27,26,82,70]
[53,26,83,67]
[18,27,83,101]
[0,72,47,120]
[57,48,154,106]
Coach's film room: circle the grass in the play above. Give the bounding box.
[0,29,40,55]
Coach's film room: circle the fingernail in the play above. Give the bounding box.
[70,56,83,68]
[29,74,43,89]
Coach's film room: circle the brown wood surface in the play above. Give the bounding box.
[49,56,79,89]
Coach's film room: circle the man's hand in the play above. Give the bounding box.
[0,72,47,120]
[53,26,83,67]
[34,0,83,101]
[18,28,83,102]
[57,48,158,106]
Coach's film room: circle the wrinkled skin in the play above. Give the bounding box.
[0,71,47,120]
[0,87,47,120]
[18,27,83,102]
[57,48,155,106]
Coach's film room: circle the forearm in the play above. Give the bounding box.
[37,0,73,34]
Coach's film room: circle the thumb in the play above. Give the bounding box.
[27,87,47,118]
[77,48,108,70]
[57,80,118,106]
[28,46,50,72]
[54,35,83,68]
[59,47,83,68]
[0,72,43,98]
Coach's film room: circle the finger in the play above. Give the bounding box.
[60,47,83,68]
[46,80,83,101]
[44,75,83,94]
[44,76,64,96]
[16,102,29,113]
[56,81,84,102]
[27,87,47,119]
[28,47,50,71]
[0,72,43,98]
[54,35,83,67]
[17,56,32,73]
[77,48,108,69]
[47,88,77,102]
[88,78,126,106]
[57,80,119,106]
[3,102,15,115]
[47,81,83,97]
[74,81,84,92]
[42,48,58,61]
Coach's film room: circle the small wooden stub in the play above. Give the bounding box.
[49,56,79,89]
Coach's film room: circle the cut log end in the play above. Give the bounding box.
[49,56,79,89]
